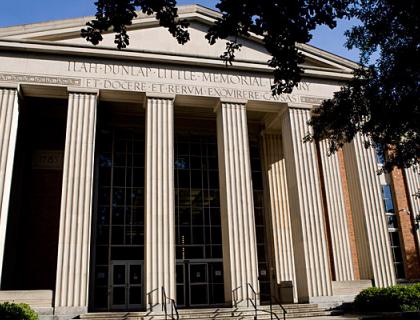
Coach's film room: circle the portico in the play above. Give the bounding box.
[0,4,416,320]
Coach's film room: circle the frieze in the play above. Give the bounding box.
[0,56,336,104]
[0,73,81,86]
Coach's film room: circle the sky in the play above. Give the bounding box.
[0,0,361,62]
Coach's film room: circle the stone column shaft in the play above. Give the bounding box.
[144,97,175,310]
[55,91,97,312]
[281,108,332,301]
[343,134,395,287]
[319,140,354,281]
[261,133,297,301]
[216,102,259,306]
[0,87,19,285]
[404,166,420,251]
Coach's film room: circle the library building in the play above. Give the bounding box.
[0,4,419,320]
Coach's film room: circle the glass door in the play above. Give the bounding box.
[176,260,224,307]
[189,263,209,306]
[111,260,143,310]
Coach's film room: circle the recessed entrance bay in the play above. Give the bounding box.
[174,131,224,307]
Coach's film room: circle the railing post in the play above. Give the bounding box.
[247,284,249,307]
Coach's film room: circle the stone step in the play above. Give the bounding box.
[175,309,323,318]
[80,305,333,320]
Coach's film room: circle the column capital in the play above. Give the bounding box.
[214,100,247,113]
[0,83,19,90]
[145,92,175,100]
[219,97,247,105]
[67,87,99,95]
[287,103,313,110]
[0,84,22,101]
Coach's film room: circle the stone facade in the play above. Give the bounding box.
[0,4,418,319]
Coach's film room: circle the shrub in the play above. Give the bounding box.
[354,283,420,312]
[0,302,39,320]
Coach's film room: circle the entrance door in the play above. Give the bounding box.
[189,263,209,306]
[111,261,143,310]
[176,260,224,307]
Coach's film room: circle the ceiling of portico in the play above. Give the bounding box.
[0,4,358,76]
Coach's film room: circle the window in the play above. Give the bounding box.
[376,146,405,280]
[381,184,405,279]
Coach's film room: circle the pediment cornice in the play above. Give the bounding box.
[0,4,358,80]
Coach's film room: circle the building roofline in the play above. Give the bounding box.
[0,4,359,71]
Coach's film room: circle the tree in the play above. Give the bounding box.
[308,0,419,172]
[82,0,351,94]
[82,0,419,171]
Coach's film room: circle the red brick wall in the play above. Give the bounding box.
[338,149,361,279]
[391,168,420,279]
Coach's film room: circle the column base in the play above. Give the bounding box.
[145,302,177,314]
[309,294,358,310]
[53,306,88,320]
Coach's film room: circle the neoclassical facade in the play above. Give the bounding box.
[0,4,419,319]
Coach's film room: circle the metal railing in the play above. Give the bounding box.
[268,295,287,320]
[246,283,258,320]
[146,287,159,311]
[232,286,241,308]
[231,282,287,320]
[161,286,179,320]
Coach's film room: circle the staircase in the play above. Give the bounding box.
[80,304,337,319]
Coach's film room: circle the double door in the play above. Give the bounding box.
[111,260,144,310]
[176,260,224,307]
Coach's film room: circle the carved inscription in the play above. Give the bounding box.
[0,73,81,86]
[65,61,319,103]
[0,59,329,104]
[301,96,326,104]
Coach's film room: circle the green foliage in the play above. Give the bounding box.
[0,302,39,320]
[82,0,352,94]
[84,0,419,170]
[308,0,419,171]
[354,284,420,312]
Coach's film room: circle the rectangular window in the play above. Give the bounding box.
[381,184,405,279]
[382,185,395,213]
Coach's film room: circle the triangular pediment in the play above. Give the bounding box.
[0,4,358,73]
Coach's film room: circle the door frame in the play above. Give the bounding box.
[110,260,144,311]
[188,262,210,307]
[176,259,224,308]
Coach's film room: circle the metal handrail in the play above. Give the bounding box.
[269,295,287,320]
[246,283,258,320]
[161,286,179,320]
[259,308,281,320]
[146,287,159,311]
[274,295,287,320]
[232,286,242,308]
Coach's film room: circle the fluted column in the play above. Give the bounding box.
[281,108,332,301]
[319,140,355,281]
[404,165,420,251]
[54,90,98,315]
[216,102,259,306]
[144,97,175,311]
[0,86,19,286]
[343,134,395,287]
[261,133,297,301]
